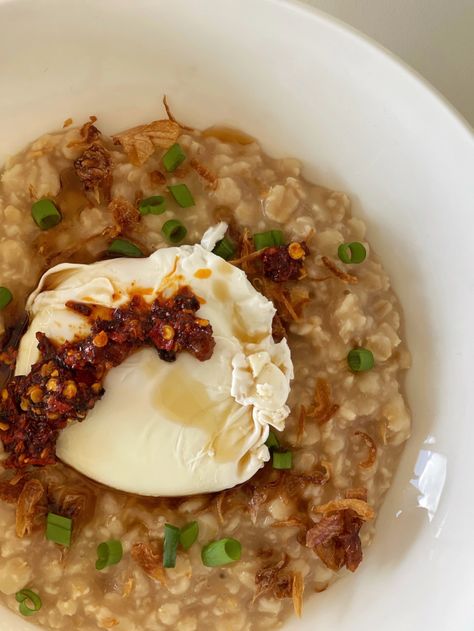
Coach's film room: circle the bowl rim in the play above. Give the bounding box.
[271,0,474,139]
[0,1,473,631]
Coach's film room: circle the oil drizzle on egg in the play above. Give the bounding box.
[213,279,231,302]
[194,268,212,279]
[152,365,252,463]
[212,279,266,344]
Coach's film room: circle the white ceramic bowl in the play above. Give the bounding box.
[0,1,473,630]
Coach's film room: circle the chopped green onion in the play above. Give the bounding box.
[139,195,167,215]
[271,230,284,246]
[96,539,123,571]
[347,347,375,372]
[0,287,13,310]
[162,143,187,172]
[162,219,187,244]
[212,237,236,260]
[163,523,181,568]
[31,199,62,230]
[253,230,284,251]
[107,238,143,258]
[201,538,242,567]
[265,430,280,450]
[15,589,42,617]
[46,512,72,547]
[272,450,293,470]
[168,183,195,208]
[337,242,367,264]
[179,521,199,551]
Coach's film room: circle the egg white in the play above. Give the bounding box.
[16,245,293,496]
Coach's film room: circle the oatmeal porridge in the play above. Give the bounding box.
[0,105,411,631]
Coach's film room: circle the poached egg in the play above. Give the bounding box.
[15,243,293,496]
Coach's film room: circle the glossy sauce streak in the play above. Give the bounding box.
[55,168,90,217]
[152,365,249,462]
[127,286,153,297]
[232,306,266,345]
[202,126,256,145]
[213,280,265,343]
[212,280,231,302]
[194,268,212,279]
[217,261,233,276]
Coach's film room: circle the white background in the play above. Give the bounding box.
[305,0,474,127]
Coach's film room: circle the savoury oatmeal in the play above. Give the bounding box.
[0,106,411,631]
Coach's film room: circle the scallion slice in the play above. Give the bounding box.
[265,430,280,450]
[347,347,375,372]
[179,521,199,551]
[107,238,143,258]
[31,199,62,230]
[212,237,236,261]
[162,219,187,244]
[162,143,186,172]
[0,287,13,310]
[15,589,42,617]
[337,242,367,264]
[272,450,293,470]
[168,183,195,208]
[96,539,123,571]
[46,512,72,547]
[253,230,284,251]
[271,230,284,246]
[163,523,181,568]
[201,538,242,567]
[139,195,167,215]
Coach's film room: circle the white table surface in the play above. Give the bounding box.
[305,0,474,128]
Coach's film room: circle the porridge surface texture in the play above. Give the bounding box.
[0,117,411,630]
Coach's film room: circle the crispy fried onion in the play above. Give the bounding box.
[16,479,46,538]
[148,170,166,186]
[0,473,29,504]
[216,491,227,525]
[254,556,290,599]
[321,256,358,284]
[213,486,246,524]
[66,116,101,148]
[354,431,377,468]
[112,119,180,166]
[231,229,257,273]
[48,482,96,529]
[189,158,217,188]
[272,313,287,342]
[306,491,375,572]
[271,516,306,529]
[131,543,167,585]
[163,95,194,131]
[254,556,304,616]
[296,405,307,445]
[247,477,280,524]
[109,196,141,234]
[246,469,329,522]
[252,277,303,324]
[315,498,375,521]
[80,116,101,144]
[292,571,304,618]
[282,470,330,498]
[307,378,339,425]
[74,142,112,204]
[345,487,368,501]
